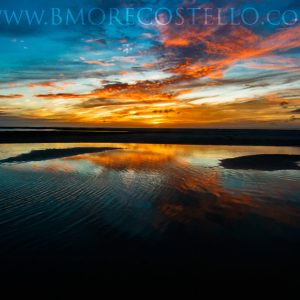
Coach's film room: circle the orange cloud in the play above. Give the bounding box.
[27,81,75,91]
[0,94,23,99]
[35,79,187,104]
[159,18,300,79]
[142,63,154,68]
[161,26,215,48]
[83,60,114,67]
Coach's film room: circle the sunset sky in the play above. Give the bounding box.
[1,0,300,128]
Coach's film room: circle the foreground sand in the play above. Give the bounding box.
[221,154,300,171]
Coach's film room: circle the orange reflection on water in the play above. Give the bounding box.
[71,149,178,172]
[3,143,300,228]
[66,145,300,228]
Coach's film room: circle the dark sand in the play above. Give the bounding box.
[0,128,300,146]
[221,154,300,171]
[0,147,119,163]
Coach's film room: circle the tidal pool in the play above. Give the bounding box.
[0,143,300,281]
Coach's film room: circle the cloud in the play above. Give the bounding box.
[83,60,114,67]
[1,1,300,128]
[35,92,86,99]
[155,6,300,82]
[35,79,188,103]
[85,39,107,45]
[0,94,23,99]
[76,98,136,108]
[112,56,137,63]
[27,81,74,89]
[153,109,175,114]
[30,85,300,128]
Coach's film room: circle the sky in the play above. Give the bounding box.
[0,0,300,128]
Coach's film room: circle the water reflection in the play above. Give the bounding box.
[1,143,300,228]
[0,143,300,279]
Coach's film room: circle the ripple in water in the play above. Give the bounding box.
[0,143,300,280]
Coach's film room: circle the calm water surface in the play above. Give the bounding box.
[0,143,300,281]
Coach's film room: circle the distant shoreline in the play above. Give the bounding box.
[0,128,300,146]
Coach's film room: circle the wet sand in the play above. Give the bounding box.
[0,128,300,146]
[221,154,300,171]
[0,147,119,163]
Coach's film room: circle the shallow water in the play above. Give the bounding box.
[0,143,300,280]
